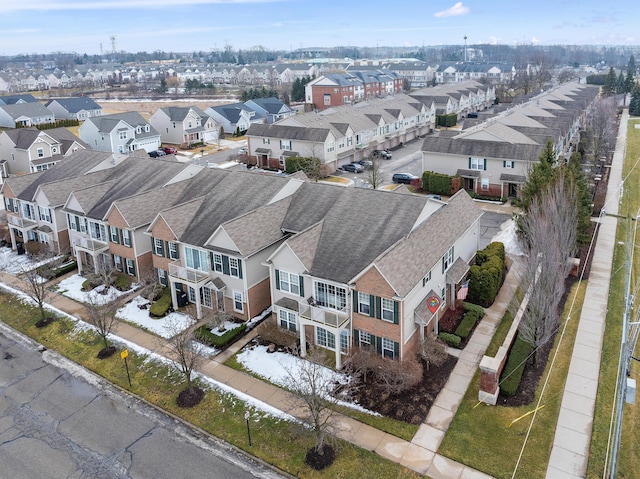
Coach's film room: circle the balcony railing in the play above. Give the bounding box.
[7,215,37,229]
[168,260,209,284]
[72,235,109,252]
[299,301,350,328]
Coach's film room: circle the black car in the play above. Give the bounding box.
[339,163,364,173]
[148,150,166,158]
[392,173,418,184]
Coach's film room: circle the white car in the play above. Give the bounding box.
[238,147,248,155]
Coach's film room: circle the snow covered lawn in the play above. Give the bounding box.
[0,246,63,275]
[116,296,194,338]
[55,274,136,305]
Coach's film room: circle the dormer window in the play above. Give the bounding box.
[136,126,141,134]
[145,125,150,132]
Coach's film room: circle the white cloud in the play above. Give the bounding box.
[434,2,469,18]
[531,37,540,44]
[488,36,500,45]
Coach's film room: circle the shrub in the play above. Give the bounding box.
[463,302,485,316]
[375,356,423,395]
[149,287,172,317]
[454,310,480,339]
[500,336,532,397]
[81,277,101,291]
[195,323,247,348]
[257,321,298,349]
[438,332,461,348]
[113,273,132,292]
[467,242,505,307]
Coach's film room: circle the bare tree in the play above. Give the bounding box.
[85,291,120,358]
[282,346,345,469]
[344,347,381,384]
[87,254,117,292]
[162,314,204,407]
[584,96,617,168]
[418,335,449,371]
[16,248,63,326]
[517,176,578,363]
[366,157,387,189]
[375,356,423,395]
[137,264,164,301]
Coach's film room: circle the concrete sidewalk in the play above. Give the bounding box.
[545,110,628,479]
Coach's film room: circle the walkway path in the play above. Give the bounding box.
[545,109,628,478]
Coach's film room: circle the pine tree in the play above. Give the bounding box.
[521,140,557,210]
[630,85,640,116]
[602,67,617,96]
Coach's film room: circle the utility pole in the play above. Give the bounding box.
[464,35,468,62]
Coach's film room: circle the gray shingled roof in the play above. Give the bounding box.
[0,102,53,120]
[247,123,330,142]
[375,190,483,297]
[422,136,545,161]
[87,111,158,136]
[44,97,102,113]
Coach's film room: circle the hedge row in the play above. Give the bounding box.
[438,332,461,348]
[454,310,481,340]
[500,335,532,397]
[467,242,505,307]
[436,113,457,127]
[149,287,172,317]
[195,323,247,348]
[422,171,454,196]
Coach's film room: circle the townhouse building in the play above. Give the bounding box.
[0,127,88,175]
[420,82,599,199]
[267,184,482,368]
[149,106,219,147]
[44,97,103,120]
[79,111,161,153]
[2,151,123,254]
[246,93,434,171]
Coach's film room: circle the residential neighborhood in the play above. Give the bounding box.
[0,23,638,479]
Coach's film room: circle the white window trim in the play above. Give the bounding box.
[233,291,243,312]
[381,298,394,322]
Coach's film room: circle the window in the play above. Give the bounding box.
[213,253,223,273]
[469,157,485,170]
[422,271,432,287]
[359,331,372,346]
[233,291,243,312]
[324,94,331,105]
[122,229,131,247]
[279,309,297,332]
[188,286,197,303]
[381,298,394,322]
[185,247,208,272]
[503,160,514,169]
[280,140,291,151]
[316,327,335,349]
[125,258,135,276]
[262,138,270,144]
[22,203,35,220]
[113,255,123,272]
[315,282,346,310]
[202,287,212,308]
[340,330,349,353]
[119,130,127,140]
[327,141,335,153]
[168,242,178,260]
[338,138,345,149]
[358,292,370,315]
[279,271,300,295]
[110,226,120,243]
[347,136,353,147]
[481,178,489,191]
[38,206,51,223]
[40,233,50,245]
[153,238,164,256]
[37,148,44,158]
[442,246,454,273]
[229,257,240,278]
[158,268,167,286]
[382,338,396,359]
[89,221,107,241]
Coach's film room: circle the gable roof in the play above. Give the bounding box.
[44,97,102,113]
[0,102,53,120]
[86,111,157,135]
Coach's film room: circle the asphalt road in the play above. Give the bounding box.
[0,323,283,479]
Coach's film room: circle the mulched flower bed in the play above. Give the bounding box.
[176,387,205,408]
[439,307,464,333]
[349,355,458,424]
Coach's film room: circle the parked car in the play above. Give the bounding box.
[372,149,392,159]
[162,146,177,155]
[339,163,364,173]
[238,147,248,155]
[392,172,419,184]
[356,159,374,169]
[148,150,167,158]
[426,194,442,200]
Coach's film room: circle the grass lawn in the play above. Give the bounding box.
[0,294,420,479]
[438,280,586,478]
[587,116,640,479]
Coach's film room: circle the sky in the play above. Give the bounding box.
[1,0,637,56]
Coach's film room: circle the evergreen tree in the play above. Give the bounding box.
[565,152,593,246]
[521,140,557,210]
[630,85,640,116]
[626,55,637,94]
[616,72,626,95]
[602,67,617,96]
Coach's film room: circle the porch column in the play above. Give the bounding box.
[8,227,17,250]
[299,323,307,358]
[75,248,83,275]
[335,345,342,370]
[170,283,178,313]
[195,289,203,320]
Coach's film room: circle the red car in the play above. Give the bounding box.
[162,146,177,155]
